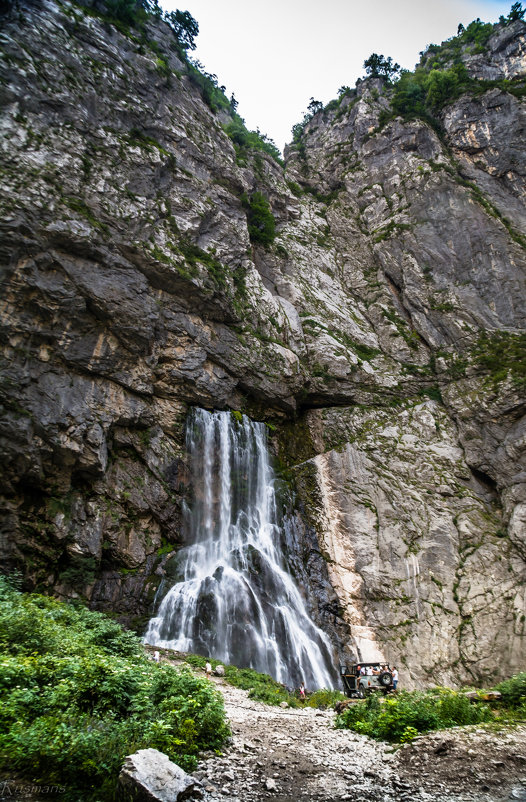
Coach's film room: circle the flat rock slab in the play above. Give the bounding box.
[117,748,203,802]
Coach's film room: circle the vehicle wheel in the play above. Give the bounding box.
[358,686,366,699]
[379,671,393,687]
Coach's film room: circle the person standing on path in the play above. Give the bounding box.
[205,660,212,679]
[299,682,306,701]
[392,666,398,690]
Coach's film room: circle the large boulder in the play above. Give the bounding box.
[117,749,203,801]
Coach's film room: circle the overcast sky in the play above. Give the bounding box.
[163,0,515,151]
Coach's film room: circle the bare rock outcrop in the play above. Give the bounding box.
[0,1,525,684]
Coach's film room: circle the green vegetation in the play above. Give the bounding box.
[0,577,229,801]
[94,0,160,32]
[445,330,526,388]
[389,62,472,122]
[186,59,232,114]
[58,555,97,587]
[337,688,494,742]
[183,654,344,709]
[177,238,228,287]
[291,97,326,145]
[225,115,282,165]
[290,4,525,149]
[338,673,526,744]
[471,330,526,388]
[363,53,400,80]
[75,0,198,52]
[383,6,526,128]
[499,1,525,23]
[495,673,526,707]
[163,8,199,50]
[241,191,276,247]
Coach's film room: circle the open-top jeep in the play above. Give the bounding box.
[340,662,394,698]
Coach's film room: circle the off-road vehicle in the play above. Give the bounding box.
[340,662,394,698]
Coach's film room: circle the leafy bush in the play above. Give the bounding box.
[186,60,231,114]
[0,578,229,801]
[101,0,152,29]
[225,116,282,164]
[495,673,526,708]
[378,10,525,130]
[304,688,345,709]
[336,688,493,742]
[389,62,472,123]
[241,191,276,247]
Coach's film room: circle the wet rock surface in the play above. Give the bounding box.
[0,1,525,682]
[194,677,526,802]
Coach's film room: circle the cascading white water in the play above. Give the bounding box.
[145,408,337,689]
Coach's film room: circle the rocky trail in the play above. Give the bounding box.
[194,672,526,802]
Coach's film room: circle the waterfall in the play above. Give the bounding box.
[145,408,337,689]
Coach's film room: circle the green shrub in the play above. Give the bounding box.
[225,116,282,165]
[495,673,526,708]
[186,61,231,114]
[471,331,526,388]
[241,192,276,247]
[336,688,492,742]
[0,577,229,801]
[304,688,345,709]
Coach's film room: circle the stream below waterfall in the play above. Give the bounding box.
[145,408,337,689]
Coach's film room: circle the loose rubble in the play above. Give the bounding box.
[194,676,526,802]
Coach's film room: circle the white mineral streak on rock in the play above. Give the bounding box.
[313,450,385,664]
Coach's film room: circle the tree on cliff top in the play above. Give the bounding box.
[501,1,525,22]
[363,53,400,80]
[83,0,199,52]
[164,8,199,50]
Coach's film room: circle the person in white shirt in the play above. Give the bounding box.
[392,666,399,690]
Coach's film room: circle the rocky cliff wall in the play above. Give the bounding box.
[0,0,525,686]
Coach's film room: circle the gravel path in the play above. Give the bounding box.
[194,676,526,802]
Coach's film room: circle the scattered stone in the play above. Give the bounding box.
[264,778,277,791]
[214,665,225,677]
[433,739,451,755]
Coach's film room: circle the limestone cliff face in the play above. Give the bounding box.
[0,0,525,685]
